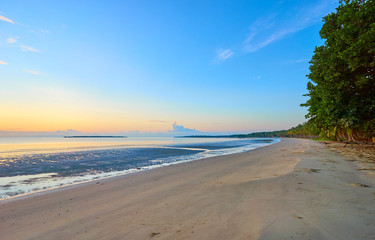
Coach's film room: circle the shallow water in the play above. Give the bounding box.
[0,137,278,199]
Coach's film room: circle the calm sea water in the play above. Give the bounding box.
[0,137,278,199]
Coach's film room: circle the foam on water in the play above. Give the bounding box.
[0,137,279,199]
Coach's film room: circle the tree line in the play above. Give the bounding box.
[301,0,374,142]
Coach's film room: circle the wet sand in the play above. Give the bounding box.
[0,138,374,239]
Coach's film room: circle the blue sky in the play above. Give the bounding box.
[0,0,338,135]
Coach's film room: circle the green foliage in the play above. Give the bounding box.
[237,122,319,138]
[183,122,319,139]
[302,0,375,142]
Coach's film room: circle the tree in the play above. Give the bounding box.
[302,0,375,142]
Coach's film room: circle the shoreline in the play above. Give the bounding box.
[1,138,374,239]
[0,139,277,202]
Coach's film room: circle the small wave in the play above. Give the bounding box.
[0,138,278,199]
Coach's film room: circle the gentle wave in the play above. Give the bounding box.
[0,137,278,199]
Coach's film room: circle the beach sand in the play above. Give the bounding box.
[0,138,374,240]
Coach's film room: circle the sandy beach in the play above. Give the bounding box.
[0,138,374,240]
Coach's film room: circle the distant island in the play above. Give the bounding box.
[64,136,128,138]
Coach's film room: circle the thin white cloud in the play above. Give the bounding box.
[40,29,50,34]
[286,58,310,64]
[244,14,277,45]
[7,38,17,43]
[243,0,337,52]
[29,29,50,37]
[20,45,39,52]
[0,61,9,65]
[0,15,14,24]
[24,69,41,75]
[213,49,234,63]
[244,28,295,53]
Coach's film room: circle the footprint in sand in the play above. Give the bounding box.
[350,183,371,188]
[149,232,160,238]
[295,168,321,173]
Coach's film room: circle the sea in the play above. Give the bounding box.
[0,137,278,199]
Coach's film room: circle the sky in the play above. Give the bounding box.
[0,0,339,136]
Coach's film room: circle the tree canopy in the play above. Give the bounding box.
[302,0,375,142]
